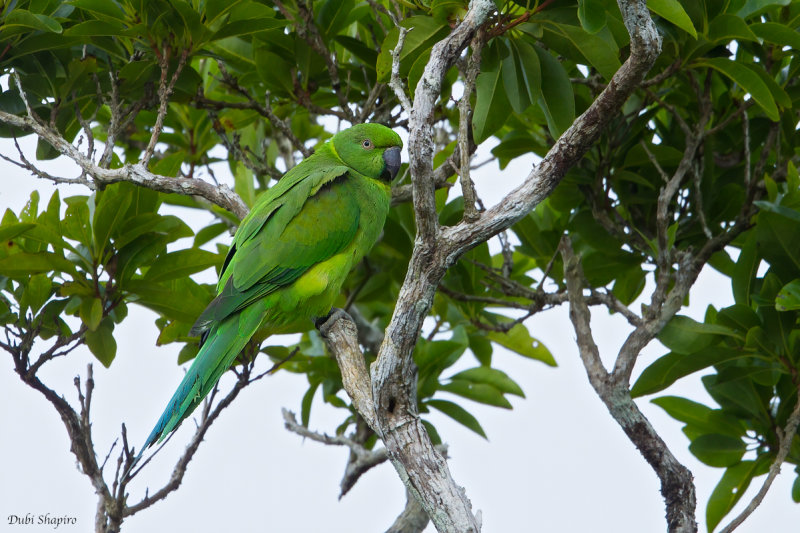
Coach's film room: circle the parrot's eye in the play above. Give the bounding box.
[362,139,373,149]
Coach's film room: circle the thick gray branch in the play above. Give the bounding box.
[440,0,661,259]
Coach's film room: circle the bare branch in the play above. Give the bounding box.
[142,47,189,168]
[560,236,697,533]
[0,109,248,219]
[385,488,431,533]
[389,25,413,113]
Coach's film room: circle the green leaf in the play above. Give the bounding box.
[144,249,221,282]
[534,44,575,139]
[732,232,758,305]
[501,41,531,114]
[85,319,117,368]
[0,223,36,242]
[3,9,63,34]
[150,151,186,177]
[376,16,448,82]
[632,346,749,397]
[440,380,513,409]
[792,473,800,503]
[698,58,779,121]
[79,297,103,331]
[647,0,697,38]
[0,252,74,276]
[487,323,556,366]
[209,17,287,42]
[658,315,738,355]
[125,278,211,323]
[689,433,746,467]
[70,0,128,21]
[706,14,758,43]
[750,22,800,50]
[578,0,606,33]
[776,279,800,311]
[651,396,745,437]
[473,63,510,143]
[426,399,487,438]
[317,0,356,38]
[556,24,621,80]
[93,186,133,252]
[234,161,256,208]
[63,20,127,36]
[177,343,199,364]
[24,274,51,314]
[707,459,766,532]
[450,367,525,397]
[301,381,319,426]
[736,0,791,19]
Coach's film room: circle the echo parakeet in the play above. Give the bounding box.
[138,123,402,455]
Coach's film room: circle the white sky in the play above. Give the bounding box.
[0,133,796,533]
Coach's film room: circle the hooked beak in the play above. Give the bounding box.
[381,146,402,182]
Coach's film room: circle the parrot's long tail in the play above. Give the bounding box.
[129,305,268,471]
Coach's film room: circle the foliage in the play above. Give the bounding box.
[1,0,799,531]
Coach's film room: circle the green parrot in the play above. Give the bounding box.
[138,123,402,456]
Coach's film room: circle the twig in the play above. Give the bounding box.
[142,47,189,168]
[389,25,413,113]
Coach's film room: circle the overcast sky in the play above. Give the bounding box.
[0,131,796,533]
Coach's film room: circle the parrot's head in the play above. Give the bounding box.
[333,124,403,183]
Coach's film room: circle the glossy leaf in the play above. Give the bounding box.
[698,58,779,121]
[534,44,574,139]
[632,346,749,397]
[647,0,697,38]
[487,323,556,366]
[426,399,487,438]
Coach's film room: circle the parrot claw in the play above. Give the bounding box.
[315,308,353,337]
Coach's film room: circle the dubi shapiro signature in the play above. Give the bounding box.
[7,514,77,529]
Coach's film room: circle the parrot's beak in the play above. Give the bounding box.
[382,146,402,182]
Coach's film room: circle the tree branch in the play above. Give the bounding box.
[560,237,698,533]
[0,109,248,219]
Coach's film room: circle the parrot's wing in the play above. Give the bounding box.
[190,165,360,335]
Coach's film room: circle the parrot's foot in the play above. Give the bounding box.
[315,308,353,338]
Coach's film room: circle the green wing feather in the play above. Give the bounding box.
[143,152,363,450]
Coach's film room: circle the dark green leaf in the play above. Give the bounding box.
[144,249,221,282]
[472,63,510,143]
[440,380,513,409]
[750,22,800,50]
[534,44,575,139]
[450,367,525,397]
[707,459,767,532]
[658,315,738,355]
[632,346,749,397]
[689,433,746,467]
[426,399,487,438]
